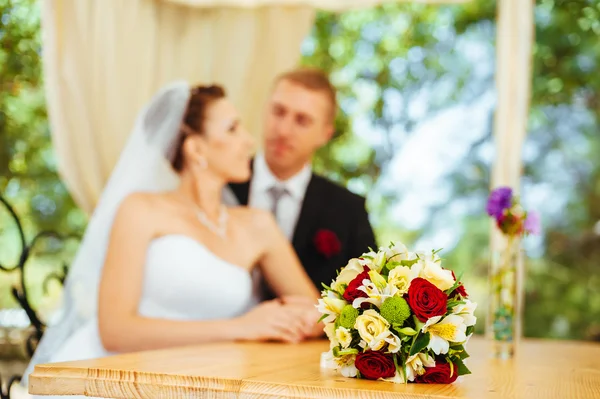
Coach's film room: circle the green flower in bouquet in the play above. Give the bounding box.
[380,297,411,325]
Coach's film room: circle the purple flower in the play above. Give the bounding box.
[524,211,541,235]
[486,187,513,219]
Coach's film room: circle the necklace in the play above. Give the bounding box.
[196,205,228,238]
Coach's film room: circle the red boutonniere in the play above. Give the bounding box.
[313,229,341,258]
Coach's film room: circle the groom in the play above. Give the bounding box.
[228,68,377,296]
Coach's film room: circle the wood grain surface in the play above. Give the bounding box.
[29,336,600,398]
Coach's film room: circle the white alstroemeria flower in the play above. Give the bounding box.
[359,250,387,273]
[321,350,358,378]
[421,314,468,355]
[323,323,339,348]
[405,353,436,381]
[452,299,478,327]
[331,258,365,292]
[387,266,419,296]
[382,370,405,384]
[335,326,353,349]
[412,258,455,291]
[384,332,402,353]
[383,242,409,260]
[316,293,347,323]
[353,280,396,309]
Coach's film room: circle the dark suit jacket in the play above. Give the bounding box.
[229,173,377,292]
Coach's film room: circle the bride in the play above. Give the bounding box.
[22,81,322,394]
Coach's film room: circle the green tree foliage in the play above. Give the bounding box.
[0,0,85,310]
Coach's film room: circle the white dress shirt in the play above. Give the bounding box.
[248,153,312,241]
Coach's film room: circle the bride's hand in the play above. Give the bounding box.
[279,296,324,339]
[234,299,310,343]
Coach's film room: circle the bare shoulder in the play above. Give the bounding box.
[118,192,158,213]
[113,192,169,226]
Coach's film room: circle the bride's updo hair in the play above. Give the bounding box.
[170,85,226,171]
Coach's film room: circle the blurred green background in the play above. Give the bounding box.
[1,0,599,341]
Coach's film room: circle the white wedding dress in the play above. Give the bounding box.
[29,234,260,399]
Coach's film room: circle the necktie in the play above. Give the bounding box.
[268,185,288,218]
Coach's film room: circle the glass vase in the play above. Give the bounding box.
[487,235,524,359]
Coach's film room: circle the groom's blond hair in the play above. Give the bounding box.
[274,67,337,123]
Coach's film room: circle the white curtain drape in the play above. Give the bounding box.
[163,0,470,9]
[42,0,314,213]
[490,0,534,255]
[491,0,534,191]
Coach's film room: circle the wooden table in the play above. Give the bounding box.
[29,336,600,398]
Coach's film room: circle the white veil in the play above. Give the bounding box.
[22,81,192,382]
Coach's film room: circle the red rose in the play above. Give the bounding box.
[343,270,370,303]
[355,351,396,380]
[415,361,458,384]
[450,271,468,298]
[313,229,341,258]
[407,278,448,322]
[497,213,524,235]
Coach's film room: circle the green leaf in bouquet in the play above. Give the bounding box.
[392,353,408,384]
[395,326,418,336]
[466,326,475,336]
[444,271,465,296]
[409,332,430,356]
[413,315,425,331]
[400,259,419,267]
[321,282,333,291]
[453,357,472,376]
[446,299,466,312]
[317,313,329,323]
[383,260,402,273]
[332,347,359,357]
[448,344,469,360]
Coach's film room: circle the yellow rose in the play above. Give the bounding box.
[354,309,391,351]
[414,258,455,291]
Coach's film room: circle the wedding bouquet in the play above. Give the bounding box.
[317,242,476,384]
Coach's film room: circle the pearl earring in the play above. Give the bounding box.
[198,157,208,170]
